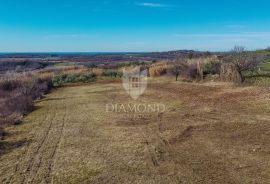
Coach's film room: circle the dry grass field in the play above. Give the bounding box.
[1,78,270,184]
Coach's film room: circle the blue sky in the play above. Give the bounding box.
[0,0,270,52]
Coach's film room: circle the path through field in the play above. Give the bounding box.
[1,79,270,183]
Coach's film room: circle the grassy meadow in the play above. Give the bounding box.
[1,78,270,183]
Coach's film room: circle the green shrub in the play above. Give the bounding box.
[52,75,65,87]
[65,73,81,83]
[52,73,96,86]
[79,73,96,83]
[102,70,123,78]
[203,60,221,75]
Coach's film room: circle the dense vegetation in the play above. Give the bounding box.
[0,60,52,73]
[0,73,53,137]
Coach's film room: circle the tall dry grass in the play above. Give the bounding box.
[91,68,104,76]
[149,61,171,77]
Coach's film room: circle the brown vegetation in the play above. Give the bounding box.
[0,72,53,137]
[222,46,263,82]
[220,63,243,83]
[149,61,170,77]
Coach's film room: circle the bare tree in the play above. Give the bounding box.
[170,63,181,81]
[224,46,262,81]
[169,57,188,81]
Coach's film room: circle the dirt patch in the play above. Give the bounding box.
[169,126,194,144]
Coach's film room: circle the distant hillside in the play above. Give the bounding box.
[0,50,212,73]
[0,50,210,62]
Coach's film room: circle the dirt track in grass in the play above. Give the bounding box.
[1,78,270,183]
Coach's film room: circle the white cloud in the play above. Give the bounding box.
[137,2,168,8]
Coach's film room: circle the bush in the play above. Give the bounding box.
[30,76,53,98]
[203,60,221,75]
[91,68,104,76]
[102,70,123,78]
[186,63,198,79]
[0,79,21,91]
[52,74,66,86]
[171,62,199,80]
[0,73,53,129]
[65,73,81,83]
[149,62,170,77]
[79,73,96,83]
[52,72,96,86]
[5,94,34,115]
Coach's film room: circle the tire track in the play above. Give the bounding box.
[6,104,52,184]
[29,99,68,184]
[8,102,58,184]
[9,98,64,184]
[140,114,175,167]
[21,102,59,184]
[45,100,69,184]
[140,125,172,167]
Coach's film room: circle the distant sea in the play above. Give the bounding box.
[0,52,147,55]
